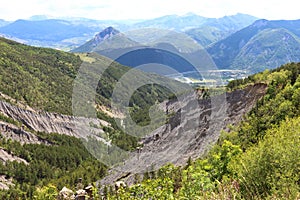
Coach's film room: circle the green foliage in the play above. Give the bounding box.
[227,62,300,91]
[0,38,177,128]
[206,140,242,181]
[108,62,300,200]
[108,140,242,199]
[0,133,107,199]
[208,18,300,74]
[226,63,300,149]
[0,37,81,115]
[231,28,300,73]
[33,184,58,200]
[229,117,300,199]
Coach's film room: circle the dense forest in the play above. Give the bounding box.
[0,132,107,199]
[0,37,176,117]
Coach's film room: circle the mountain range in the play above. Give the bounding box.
[0,13,257,50]
[1,13,300,75]
[208,19,300,73]
[72,18,300,75]
[71,27,208,77]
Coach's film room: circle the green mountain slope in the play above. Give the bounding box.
[186,13,258,47]
[207,19,300,73]
[0,37,181,116]
[232,28,300,72]
[0,37,81,114]
[106,62,300,199]
[0,37,189,198]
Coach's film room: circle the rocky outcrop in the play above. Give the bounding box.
[0,148,28,165]
[0,100,111,145]
[0,175,14,190]
[99,83,267,186]
[57,185,95,200]
[0,122,49,144]
[58,187,75,200]
[94,27,120,45]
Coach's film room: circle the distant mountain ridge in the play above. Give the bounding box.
[134,13,257,32]
[3,14,300,75]
[70,27,208,76]
[0,13,258,50]
[208,19,300,73]
[0,19,127,49]
[0,19,95,42]
[186,13,258,47]
[134,13,208,31]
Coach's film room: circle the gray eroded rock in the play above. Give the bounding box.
[0,175,14,190]
[0,100,111,145]
[0,148,28,165]
[0,122,49,144]
[99,83,267,186]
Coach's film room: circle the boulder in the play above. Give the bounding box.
[58,186,75,200]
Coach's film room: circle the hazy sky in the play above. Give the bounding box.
[0,0,299,21]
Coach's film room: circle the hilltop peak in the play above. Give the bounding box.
[94,26,120,43]
[71,26,139,53]
[251,19,269,27]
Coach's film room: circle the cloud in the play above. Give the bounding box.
[0,0,299,21]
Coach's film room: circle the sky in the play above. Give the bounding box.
[0,0,299,21]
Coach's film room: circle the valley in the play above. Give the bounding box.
[0,11,299,200]
[167,69,248,86]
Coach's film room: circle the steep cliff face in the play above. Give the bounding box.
[0,97,113,191]
[0,148,28,165]
[0,122,48,144]
[0,100,111,144]
[99,83,267,186]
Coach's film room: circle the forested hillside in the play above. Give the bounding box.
[208,19,300,73]
[0,37,81,114]
[0,38,184,199]
[104,62,300,199]
[0,132,107,199]
[0,37,178,122]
